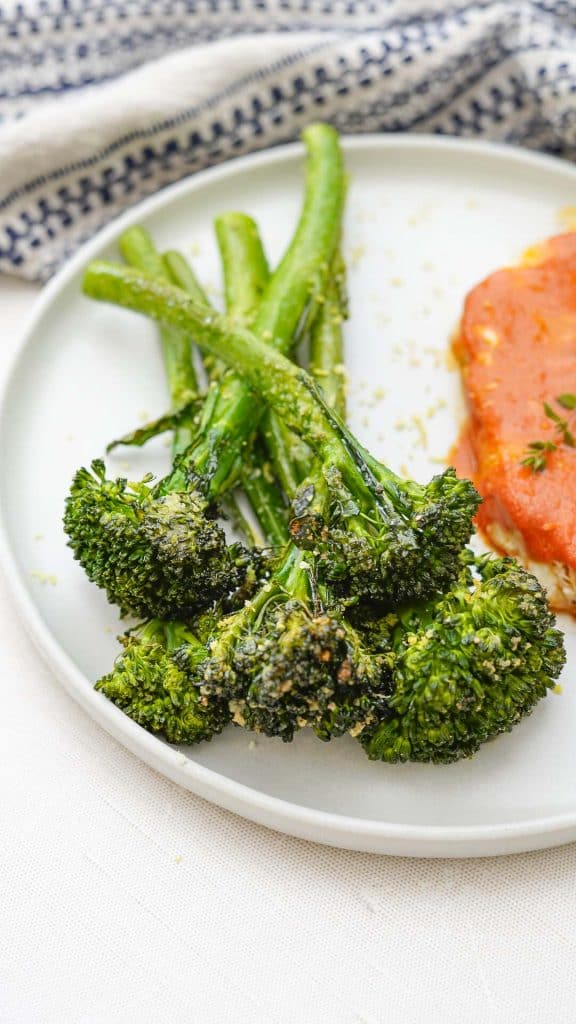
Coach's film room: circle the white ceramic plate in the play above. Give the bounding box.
[2,135,576,858]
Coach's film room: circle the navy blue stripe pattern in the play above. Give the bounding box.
[0,0,575,278]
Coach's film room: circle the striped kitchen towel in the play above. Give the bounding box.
[0,0,574,280]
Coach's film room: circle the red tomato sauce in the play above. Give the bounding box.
[452,233,576,568]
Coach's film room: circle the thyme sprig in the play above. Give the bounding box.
[521,440,558,473]
[543,401,575,447]
[521,393,576,472]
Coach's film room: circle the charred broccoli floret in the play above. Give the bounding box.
[361,556,566,764]
[290,449,480,604]
[233,605,385,742]
[96,546,392,747]
[198,546,392,742]
[64,460,246,619]
[96,620,229,744]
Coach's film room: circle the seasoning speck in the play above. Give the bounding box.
[558,206,576,231]
[30,571,57,586]
[349,244,366,268]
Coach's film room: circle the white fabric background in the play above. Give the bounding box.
[2,287,576,1024]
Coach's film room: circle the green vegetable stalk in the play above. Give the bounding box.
[166,122,345,498]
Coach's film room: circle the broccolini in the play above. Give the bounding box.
[361,555,566,764]
[65,124,345,619]
[78,122,566,766]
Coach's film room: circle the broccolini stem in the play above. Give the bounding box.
[165,123,345,496]
[213,157,340,494]
[253,124,345,341]
[215,210,310,503]
[163,244,285,548]
[216,215,350,558]
[215,213,289,548]
[215,212,270,324]
[164,621,206,658]
[224,544,311,640]
[163,250,223,381]
[121,228,274,548]
[289,251,349,539]
[239,456,286,548]
[309,252,348,420]
[162,250,210,306]
[257,411,307,498]
[276,543,316,606]
[162,244,282,548]
[119,227,197,457]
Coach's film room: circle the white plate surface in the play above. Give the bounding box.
[2,135,576,858]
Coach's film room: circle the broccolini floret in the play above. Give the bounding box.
[361,555,566,764]
[196,545,392,742]
[290,443,480,604]
[64,460,247,620]
[96,620,229,744]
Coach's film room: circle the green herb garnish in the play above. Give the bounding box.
[543,401,575,447]
[520,440,558,473]
[522,393,576,472]
[556,393,576,411]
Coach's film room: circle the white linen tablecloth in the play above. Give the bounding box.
[2,285,576,1024]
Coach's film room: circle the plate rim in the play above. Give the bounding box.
[3,132,576,857]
